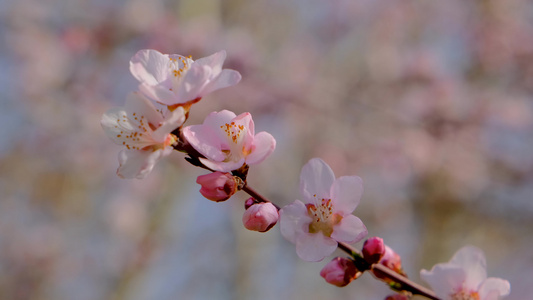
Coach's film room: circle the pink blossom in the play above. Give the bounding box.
[279,158,367,262]
[196,172,237,202]
[242,202,279,232]
[362,237,386,265]
[420,246,510,300]
[101,92,185,179]
[129,49,241,106]
[320,257,360,287]
[182,110,276,172]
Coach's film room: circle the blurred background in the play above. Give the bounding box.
[1,0,532,299]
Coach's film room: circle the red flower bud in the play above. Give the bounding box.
[362,237,386,264]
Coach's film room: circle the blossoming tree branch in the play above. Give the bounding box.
[101,49,511,300]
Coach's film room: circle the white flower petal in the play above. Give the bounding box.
[279,200,311,244]
[182,125,226,162]
[330,176,363,214]
[478,277,510,300]
[129,49,170,86]
[299,158,336,203]
[176,64,211,102]
[295,232,337,262]
[199,157,245,172]
[124,92,163,125]
[194,50,226,74]
[420,264,466,299]
[330,214,367,244]
[152,106,185,142]
[245,131,276,165]
[139,83,178,105]
[450,246,487,289]
[116,149,166,179]
[201,69,242,96]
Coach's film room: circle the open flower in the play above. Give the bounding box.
[182,110,276,172]
[101,92,185,179]
[420,246,510,300]
[279,158,367,262]
[129,49,242,106]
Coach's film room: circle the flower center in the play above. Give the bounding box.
[451,290,480,300]
[219,121,249,162]
[306,196,342,237]
[168,55,193,91]
[115,112,154,150]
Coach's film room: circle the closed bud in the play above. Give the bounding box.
[362,237,386,264]
[320,257,361,287]
[242,202,279,232]
[372,245,406,283]
[196,172,237,202]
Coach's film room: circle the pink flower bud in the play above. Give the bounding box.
[242,202,279,232]
[244,197,256,209]
[380,245,403,273]
[362,237,386,264]
[372,245,406,283]
[320,257,361,287]
[196,172,237,202]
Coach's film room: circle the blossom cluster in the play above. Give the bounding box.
[101,49,510,300]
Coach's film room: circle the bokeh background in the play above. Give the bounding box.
[1,0,533,299]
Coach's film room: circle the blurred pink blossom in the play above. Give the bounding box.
[420,246,510,300]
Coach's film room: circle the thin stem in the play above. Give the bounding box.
[241,184,280,210]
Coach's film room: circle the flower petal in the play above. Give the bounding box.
[299,158,336,203]
[420,264,466,299]
[330,175,363,214]
[199,157,245,172]
[478,277,511,300]
[139,83,178,105]
[176,64,211,102]
[124,92,163,125]
[129,49,170,86]
[279,200,311,244]
[182,125,226,162]
[330,214,367,244]
[450,246,487,289]
[194,50,226,74]
[116,148,166,179]
[201,69,242,96]
[245,131,276,165]
[295,232,337,262]
[152,106,185,143]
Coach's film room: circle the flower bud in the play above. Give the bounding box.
[196,172,237,202]
[380,245,403,273]
[320,257,361,287]
[244,197,256,209]
[372,245,406,283]
[362,237,386,264]
[242,202,279,232]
